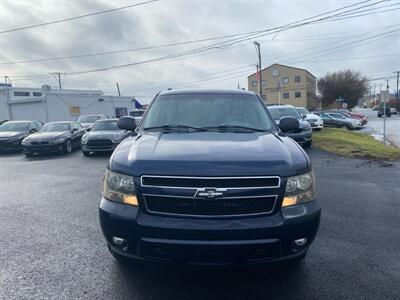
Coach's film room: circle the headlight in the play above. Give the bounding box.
[282,170,315,207]
[50,138,66,144]
[81,133,89,144]
[112,134,124,142]
[103,170,138,206]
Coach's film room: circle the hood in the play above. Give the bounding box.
[81,123,93,128]
[305,114,321,121]
[86,130,125,140]
[0,131,27,139]
[25,131,69,142]
[111,132,309,177]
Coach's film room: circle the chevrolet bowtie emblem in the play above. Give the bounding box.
[194,188,227,199]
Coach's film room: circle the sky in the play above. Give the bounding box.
[0,0,399,104]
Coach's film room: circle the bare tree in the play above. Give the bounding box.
[318,70,368,108]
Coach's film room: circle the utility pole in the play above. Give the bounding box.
[383,80,390,146]
[51,72,62,90]
[4,76,13,120]
[116,82,121,96]
[394,71,399,111]
[253,41,262,99]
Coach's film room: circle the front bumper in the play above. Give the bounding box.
[23,143,65,154]
[287,131,312,145]
[0,140,23,152]
[82,143,118,153]
[99,197,321,265]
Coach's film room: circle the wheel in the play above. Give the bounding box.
[303,141,312,148]
[82,151,91,157]
[339,124,350,130]
[64,139,72,154]
[314,128,322,131]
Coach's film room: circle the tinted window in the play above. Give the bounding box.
[32,92,42,97]
[268,107,301,120]
[296,108,310,115]
[0,122,30,131]
[92,120,119,131]
[77,115,102,123]
[142,93,273,131]
[14,91,30,97]
[330,113,345,119]
[41,123,71,132]
[295,91,301,98]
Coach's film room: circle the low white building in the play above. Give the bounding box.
[0,84,146,122]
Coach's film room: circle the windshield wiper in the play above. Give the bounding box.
[143,124,208,132]
[205,125,268,132]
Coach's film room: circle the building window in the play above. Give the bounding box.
[14,91,30,97]
[251,81,258,87]
[115,107,128,118]
[283,92,290,99]
[282,77,289,84]
[261,80,266,86]
[295,91,302,98]
[294,76,301,83]
[32,92,42,97]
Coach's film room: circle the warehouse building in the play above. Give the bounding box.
[0,84,145,122]
[248,63,317,109]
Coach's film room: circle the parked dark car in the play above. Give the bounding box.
[76,114,108,129]
[0,120,42,152]
[22,121,85,156]
[378,107,391,118]
[99,89,320,266]
[314,112,361,129]
[81,119,130,156]
[267,105,312,148]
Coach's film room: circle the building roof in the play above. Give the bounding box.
[248,63,316,79]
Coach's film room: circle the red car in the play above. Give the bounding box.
[339,110,368,125]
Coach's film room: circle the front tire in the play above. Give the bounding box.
[82,151,91,157]
[314,128,322,131]
[340,124,350,130]
[64,139,72,154]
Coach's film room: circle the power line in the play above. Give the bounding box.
[61,0,395,76]
[0,0,159,35]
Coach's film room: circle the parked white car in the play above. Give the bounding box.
[76,114,108,129]
[295,107,323,131]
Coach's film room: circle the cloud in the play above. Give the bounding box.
[0,0,399,101]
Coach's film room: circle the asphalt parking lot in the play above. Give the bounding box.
[1,149,400,299]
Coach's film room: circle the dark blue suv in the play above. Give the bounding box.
[99,90,321,266]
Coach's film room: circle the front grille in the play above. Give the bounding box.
[31,141,49,145]
[141,176,280,188]
[144,195,277,217]
[87,139,113,146]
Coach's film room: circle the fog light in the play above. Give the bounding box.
[112,236,126,246]
[294,238,307,246]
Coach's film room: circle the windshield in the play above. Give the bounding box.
[330,113,346,119]
[268,107,301,120]
[40,123,71,132]
[141,93,273,131]
[0,122,30,132]
[296,108,310,115]
[130,111,144,117]
[92,120,119,131]
[77,116,102,123]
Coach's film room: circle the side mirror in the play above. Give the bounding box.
[279,117,300,132]
[117,116,137,131]
[302,114,307,119]
[29,128,37,133]
[86,127,91,132]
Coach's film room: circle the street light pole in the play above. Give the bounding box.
[253,41,262,99]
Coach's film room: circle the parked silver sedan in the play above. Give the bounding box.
[81,119,130,156]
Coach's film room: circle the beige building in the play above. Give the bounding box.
[248,63,317,109]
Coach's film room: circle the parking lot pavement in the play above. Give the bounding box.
[357,108,400,147]
[0,149,400,299]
